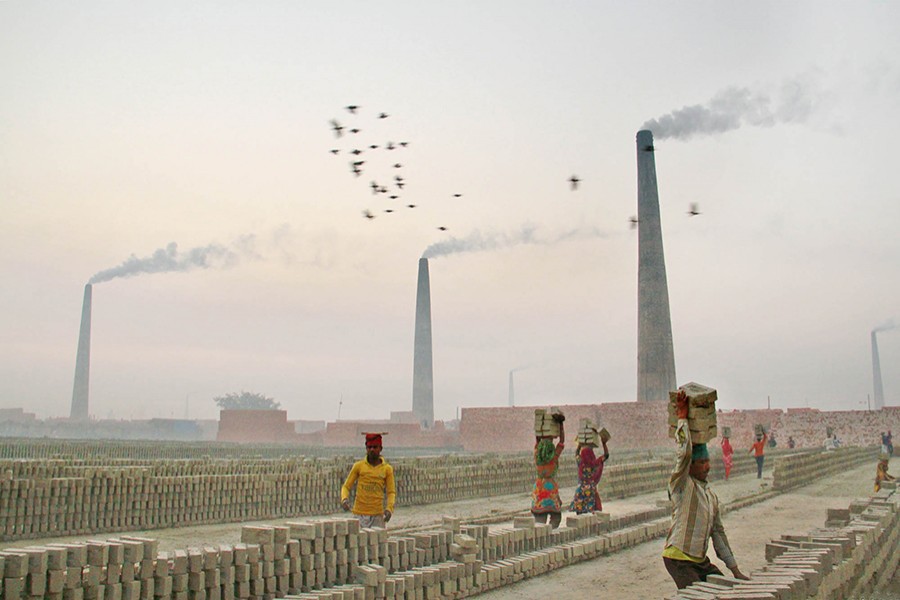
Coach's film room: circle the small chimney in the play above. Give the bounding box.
[508,370,515,407]
[70,284,92,420]
[636,130,677,401]
[412,258,434,427]
[872,330,885,410]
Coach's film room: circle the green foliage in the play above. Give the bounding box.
[213,391,281,410]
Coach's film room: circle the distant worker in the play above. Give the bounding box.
[720,434,734,480]
[767,431,777,448]
[570,430,610,514]
[749,431,768,479]
[875,455,896,492]
[663,389,750,589]
[341,432,396,528]
[532,411,566,528]
[787,436,796,449]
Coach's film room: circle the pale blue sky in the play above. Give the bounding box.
[2,1,899,421]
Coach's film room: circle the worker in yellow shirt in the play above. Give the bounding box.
[341,432,396,528]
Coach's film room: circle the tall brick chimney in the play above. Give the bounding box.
[872,330,885,410]
[636,130,677,401]
[70,283,92,420]
[412,258,434,427]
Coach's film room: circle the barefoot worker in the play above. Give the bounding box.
[340,432,396,528]
[875,454,896,493]
[720,434,734,481]
[663,389,749,589]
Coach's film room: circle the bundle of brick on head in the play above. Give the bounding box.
[668,382,718,444]
[533,408,563,438]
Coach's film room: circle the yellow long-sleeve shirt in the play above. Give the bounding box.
[341,458,396,516]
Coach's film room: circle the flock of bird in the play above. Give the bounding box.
[329,107,701,231]
[328,106,455,231]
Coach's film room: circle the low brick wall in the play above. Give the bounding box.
[460,404,900,453]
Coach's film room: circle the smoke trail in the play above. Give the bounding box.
[89,241,241,284]
[641,72,824,140]
[422,225,609,259]
[873,319,898,334]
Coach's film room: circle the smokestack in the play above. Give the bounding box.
[412,258,434,427]
[872,330,885,410]
[70,284,92,420]
[636,130,677,401]
[508,370,515,407]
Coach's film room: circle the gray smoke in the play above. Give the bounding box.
[422,225,609,259]
[642,73,823,140]
[873,320,898,334]
[89,241,241,284]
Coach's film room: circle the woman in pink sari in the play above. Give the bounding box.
[721,435,734,480]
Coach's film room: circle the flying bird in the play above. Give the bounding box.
[352,160,365,167]
[346,105,359,114]
[378,112,389,119]
[687,203,701,216]
[629,216,639,229]
[350,149,363,155]
[330,149,340,155]
[396,182,405,190]
[389,195,399,200]
[369,144,379,150]
[370,181,380,194]
[569,175,581,190]
[330,119,344,137]
[437,226,448,231]
[453,193,462,198]
[349,128,361,134]
[385,142,395,150]
[407,204,416,208]
[399,141,409,147]
[363,210,375,219]
[385,209,394,213]
[643,144,655,152]
[393,163,403,168]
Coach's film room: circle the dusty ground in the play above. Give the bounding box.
[1,460,886,599]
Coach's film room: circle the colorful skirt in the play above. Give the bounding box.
[569,482,601,514]
[531,477,562,513]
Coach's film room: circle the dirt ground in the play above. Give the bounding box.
[1,460,886,599]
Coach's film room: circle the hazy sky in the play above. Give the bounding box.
[2,2,899,422]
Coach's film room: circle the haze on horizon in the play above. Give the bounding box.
[1,2,899,423]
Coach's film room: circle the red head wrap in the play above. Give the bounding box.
[364,433,383,446]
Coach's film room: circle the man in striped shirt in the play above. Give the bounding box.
[662,389,750,589]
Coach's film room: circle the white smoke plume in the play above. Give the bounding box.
[422,225,609,259]
[873,319,898,334]
[88,242,240,284]
[642,72,824,140]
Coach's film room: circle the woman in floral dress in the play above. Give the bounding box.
[531,413,565,528]
[569,436,609,514]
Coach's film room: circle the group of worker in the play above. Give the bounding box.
[336,398,897,593]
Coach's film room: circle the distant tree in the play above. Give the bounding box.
[213,391,281,411]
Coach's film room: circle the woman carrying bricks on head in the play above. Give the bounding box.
[531,412,565,528]
[340,432,396,528]
[720,434,734,480]
[569,432,609,514]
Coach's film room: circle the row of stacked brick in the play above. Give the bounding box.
[670,480,900,598]
[771,446,877,491]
